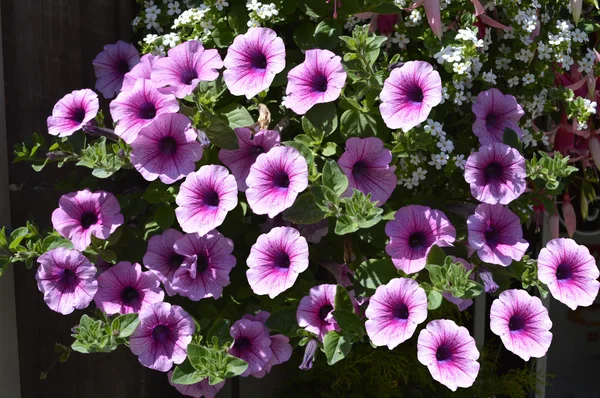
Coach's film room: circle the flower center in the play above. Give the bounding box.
[555,263,572,280]
[250,145,264,157]
[60,269,77,286]
[72,107,87,123]
[80,211,98,229]
[202,189,220,207]
[196,253,209,273]
[120,286,140,305]
[508,314,526,331]
[139,102,157,120]
[250,52,268,69]
[484,227,499,246]
[234,337,251,351]
[275,251,291,268]
[159,136,178,156]
[352,160,369,177]
[407,85,424,103]
[180,68,198,85]
[169,253,185,269]
[273,171,290,188]
[393,303,409,319]
[151,324,171,343]
[435,344,453,361]
[117,60,130,74]
[408,232,426,249]
[485,112,498,128]
[310,73,328,93]
[484,162,504,181]
[319,304,333,321]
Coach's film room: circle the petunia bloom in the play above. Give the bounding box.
[537,238,600,310]
[365,278,428,349]
[379,61,442,132]
[385,205,456,274]
[130,302,195,372]
[151,40,223,99]
[472,88,524,145]
[246,146,308,218]
[51,189,124,251]
[130,113,203,184]
[95,261,164,315]
[490,289,553,361]
[247,226,309,298]
[168,373,224,398]
[223,27,286,99]
[218,128,280,192]
[35,247,98,315]
[171,231,236,301]
[109,78,180,144]
[142,229,185,296]
[122,53,161,92]
[175,165,238,236]
[464,142,526,205]
[284,49,346,115]
[467,203,529,266]
[228,318,273,377]
[92,40,140,98]
[47,89,99,137]
[338,137,397,205]
[297,284,340,340]
[417,319,480,391]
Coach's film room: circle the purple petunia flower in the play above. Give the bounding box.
[35,247,98,315]
[297,284,339,340]
[47,89,99,137]
[472,88,524,145]
[229,318,273,377]
[95,261,164,315]
[171,231,236,301]
[168,373,225,398]
[284,49,346,115]
[365,278,428,349]
[109,78,180,144]
[175,165,238,236]
[151,40,223,99]
[218,128,281,192]
[246,146,309,218]
[479,267,499,293]
[490,289,553,361]
[417,319,480,391]
[143,229,185,296]
[385,205,456,274]
[337,137,397,205]
[467,203,529,266]
[131,113,203,184]
[247,226,309,298]
[92,40,140,98]
[130,302,195,372]
[537,238,600,310]
[122,53,161,92]
[51,189,124,251]
[379,61,442,132]
[223,27,286,99]
[464,143,526,205]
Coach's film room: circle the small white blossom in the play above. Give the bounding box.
[424,119,444,136]
[413,167,428,181]
[390,32,410,49]
[454,154,466,169]
[454,90,467,106]
[571,29,588,43]
[428,153,449,170]
[143,33,159,44]
[167,1,181,15]
[407,9,422,25]
[455,28,484,47]
[437,137,454,153]
[215,0,229,11]
[247,0,262,11]
[344,16,360,30]
[201,19,215,34]
[162,32,180,47]
[394,0,407,6]
[145,5,161,21]
[498,43,510,55]
[495,57,511,70]
[482,70,497,85]
[131,16,141,27]
[522,73,535,85]
[247,18,261,28]
[584,99,597,114]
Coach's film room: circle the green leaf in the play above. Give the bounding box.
[503,128,522,152]
[9,227,29,250]
[265,306,299,337]
[187,343,211,371]
[314,20,342,50]
[334,284,354,312]
[355,258,398,290]
[323,331,352,365]
[427,290,443,310]
[0,227,7,249]
[111,314,139,338]
[335,215,359,235]
[304,102,339,137]
[212,22,235,48]
[201,112,239,150]
[332,310,364,337]
[155,205,175,229]
[425,264,444,286]
[218,103,255,129]
[340,109,381,139]
[223,355,249,379]
[283,141,314,165]
[293,22,316,50]
[321,142,338,157]
[207,319,233,347]
[426,245,447,266]
[322,160,348,195]
[282,192,326,224]
[171,359,205,385]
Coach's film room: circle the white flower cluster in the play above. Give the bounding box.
[577,48,597,74]
[172,5,211,29]
[247,0,279,28]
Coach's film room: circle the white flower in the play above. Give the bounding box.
[390,32,410,49]
[428,153,449,170]
[167,1,181,15]
[215,0,229,11]
[503,30,515,40]
[482,70,497,85]
[498,43,510,55]
[495,57,511,70]
[454,90,467,106]
[437,137,454,153]
[247,0,262,11]
[201,19,215,34]
[453,62,470,75]
[247,18,261,28]
[394,0,407,6]
[413,167,428,181]
[522,74,535,85]
[145,5,161,21]
[584,99,597,114]
[541,12,551,23]
[571,29,588,43]
[517,48,534,62]
[408,9,422,24]
[434,46,463,64]
[537,42,552,60]
[132,16,141,27]
[454,154,466,169]
[144,0,155,7]
[344,16,359,30]
[402,178,416,189]
[424,119,444,137]
[455,28,483,47]
[409,154,422,166]
[163,32,180,48]
[143,34,159,44]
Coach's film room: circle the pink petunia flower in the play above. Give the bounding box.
[51,189,124,251]
[142,229,185,296]
[168,373,224,398]
[464,142,526,205]
[130,302,195,372]
[47,89,99,137]
[175,165,238,236]
[151,40,223,99]
[467,203,529,266]
[223,27,286,99]
[385,205,456,274]
[122,53,161,92]
[472,88,524,145]
[297,284,339,340]
[246,146,308,218]
[417,319,480,391]
[109,78,180,144]
[92,40,140,98]
[228,319,273,377]
[95,261,164,315]
[537,238,600,310]
[218,128,281,192]
[365,278,428,349]
[338,137,397,205]
[379,61,442,132]
[284,49,346,115]
[246,226,309,298]
[171,231,236,301]
[130,113,203,184]
[35,247,98,315]
[490,289,553,361]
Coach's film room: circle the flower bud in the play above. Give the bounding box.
[299,339,318,371]
[589,136,600,171]
[562,193,577,238]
